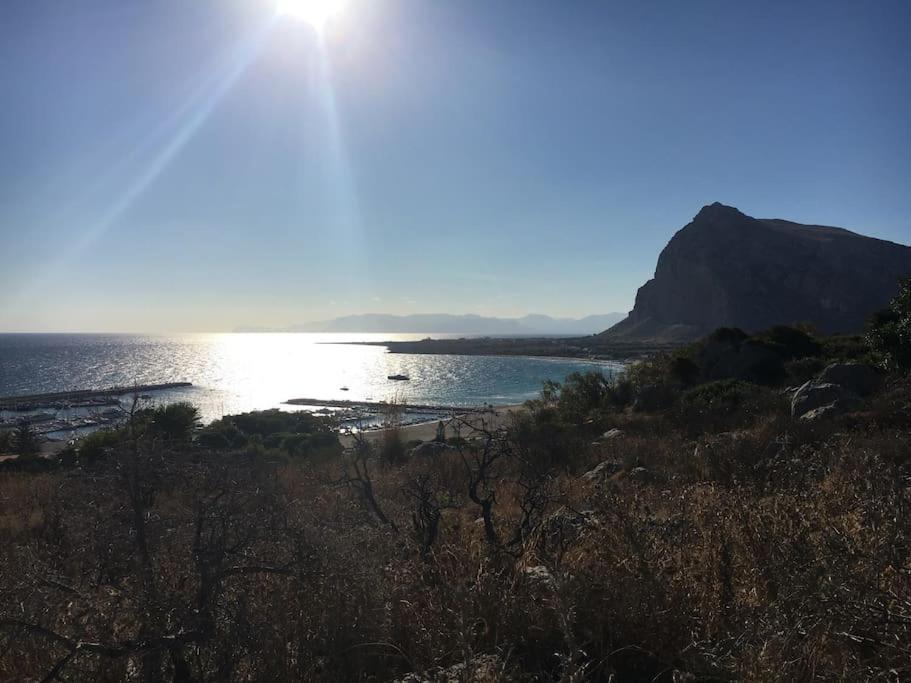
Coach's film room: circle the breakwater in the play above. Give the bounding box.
[0,382,193,409]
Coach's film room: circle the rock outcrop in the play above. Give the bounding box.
[817,362,882,396]
[581,460,621,482]
[791,381,860,419]
[604,203,911,342]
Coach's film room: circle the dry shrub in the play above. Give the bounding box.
[1,399,910,680]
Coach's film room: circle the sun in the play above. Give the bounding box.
[275,0,347,31]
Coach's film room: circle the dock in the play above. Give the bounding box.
[0,382,193,409]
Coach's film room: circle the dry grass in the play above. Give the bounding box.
[1,386,910,681]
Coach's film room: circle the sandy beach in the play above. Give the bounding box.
[341,403,525,447]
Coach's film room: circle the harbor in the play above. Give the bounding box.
[0,382,194,441]
[0,382,193,410]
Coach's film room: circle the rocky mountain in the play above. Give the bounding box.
[604,203,911,342]
[237,313,625,336]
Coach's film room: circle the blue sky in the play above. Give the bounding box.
[1,0,909,332]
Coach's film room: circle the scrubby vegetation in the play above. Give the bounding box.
[197,408,342,460]
[2,291,911,680]
[867,277,911,372]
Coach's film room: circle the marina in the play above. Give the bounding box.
[0,382,194,410]
[0,382,195,442]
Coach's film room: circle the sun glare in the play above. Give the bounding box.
[275,0,347,31]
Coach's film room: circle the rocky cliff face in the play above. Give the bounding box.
[605,203,911,342]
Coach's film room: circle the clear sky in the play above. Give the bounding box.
[1,0,909,332]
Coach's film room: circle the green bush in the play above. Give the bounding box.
[149,402,200,441]
[820,335,876,363]
[197,421,247,450]
[281,432,341,459]
[528,371,620,425]
[668,355,700,386]
[681,379,759,414]
[199,409,340,459]
[705,327,749,346]
[13,422,41,457]
[509,407,584,471]
[756,325,821,360]
[77,428,128,462]
[624,353,677,390]
[785,357,826,384]
[133,402,200,442]
[0,429,12,454]
[229,409,334,438]
[866,278,911,372]
[738,339,787,385]
[675,380,782,435]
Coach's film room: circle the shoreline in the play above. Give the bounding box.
[342,403,524,446]
[284,397,497,413]
[345,336,673,361]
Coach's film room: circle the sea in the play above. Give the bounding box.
[0,333,623,429]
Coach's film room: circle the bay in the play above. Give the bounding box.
[0,333,623,425]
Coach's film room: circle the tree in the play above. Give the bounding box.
[434,420,446,444]
[13,421,40,457]
[452,416,508,547]
[339,432,396,530]
[148,402,200,441]
[867,278,911,372]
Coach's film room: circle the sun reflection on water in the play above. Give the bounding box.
[0,333,624,425]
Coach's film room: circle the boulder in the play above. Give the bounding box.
[592,428,624,446]
[582,460,621,482]
[791,381,862,419]
[818,362,882,397]
[799,404,841,421]
[522,565,555,585]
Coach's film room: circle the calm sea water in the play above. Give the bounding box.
[0,333,622,424]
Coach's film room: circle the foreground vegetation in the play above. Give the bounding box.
[2,289,911,681]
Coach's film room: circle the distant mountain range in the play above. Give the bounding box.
[235,313,625,336]
[604,202,911,342]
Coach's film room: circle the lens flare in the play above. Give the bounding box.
[275,0,347,31]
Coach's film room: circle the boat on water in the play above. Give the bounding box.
[387,374,410,381]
